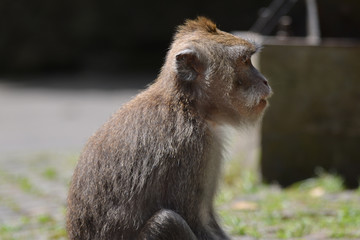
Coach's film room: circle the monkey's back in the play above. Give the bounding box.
[66,85,213,239]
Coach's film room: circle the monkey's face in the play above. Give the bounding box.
[172,42,272,125]
[200,43,272,125]
[170,22,272,125]
[229,50,272,122]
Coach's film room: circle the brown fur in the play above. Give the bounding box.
[66,17,272,240]
[175,17,254,48]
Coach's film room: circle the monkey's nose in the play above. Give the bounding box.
[263,79,269,86]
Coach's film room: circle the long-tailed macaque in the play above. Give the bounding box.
[67,17,272,240]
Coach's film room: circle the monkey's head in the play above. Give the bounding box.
[158,17,272,125]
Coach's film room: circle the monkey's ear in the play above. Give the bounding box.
[175,49,204,81]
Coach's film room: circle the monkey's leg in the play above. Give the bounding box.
[137,209,197,240]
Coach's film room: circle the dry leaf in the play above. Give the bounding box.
[231,201,258,211]
[309,187,325,198]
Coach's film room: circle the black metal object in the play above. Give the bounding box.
[251,0,299,35]
[251,0,321,44]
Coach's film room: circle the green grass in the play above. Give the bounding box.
[1,153,360,239]
[0,214,67,240]
[217,160,360,239]
[0,153,76,240]
[0,169,43,196]
[42,167,58,180]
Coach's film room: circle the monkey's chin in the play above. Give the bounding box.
[254,99,268,111]
[247,99,268,122]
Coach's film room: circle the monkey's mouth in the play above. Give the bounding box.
[257,98,268,108]
[257,90,272,108]
[246,98,268,112]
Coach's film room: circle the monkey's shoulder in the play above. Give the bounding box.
[83,91,208,159]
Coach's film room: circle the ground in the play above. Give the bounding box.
[0,74,359,240]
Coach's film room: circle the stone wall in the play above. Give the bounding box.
[260,43,360,188]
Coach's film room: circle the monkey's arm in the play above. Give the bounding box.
[209,212,231,240]
[137,209,197,240]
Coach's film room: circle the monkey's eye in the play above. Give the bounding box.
[244,57,251,65]
[241,56,251,65]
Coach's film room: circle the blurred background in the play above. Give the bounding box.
[0,0,359,239]
[1,0,359,74]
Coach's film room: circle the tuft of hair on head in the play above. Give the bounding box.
[177,16,218,35]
